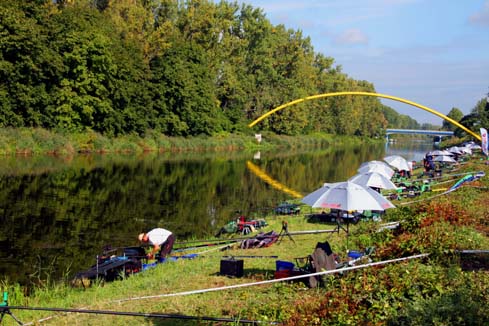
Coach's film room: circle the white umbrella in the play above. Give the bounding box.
[428,150,453,156]
[359,160,391,169]
[433,155,457,163]
[469,145,481,150]
[468,143,481,150]
[348,172,398,190]
[384,155,410,171]
[459,146,472,155]
[447,146,463,154]
[301,181,395,211]
[357,162,395,178]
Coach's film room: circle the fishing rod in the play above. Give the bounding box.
[399,170,476,187]
[173,240,239,252]
[114,253,430,303]
[399,185,459,206]
[386,171,481,194]
[5,305,276,325]
[88,240,238,257]
[221,255,279,259]
[421,170,480,181]
[175,229,338,247]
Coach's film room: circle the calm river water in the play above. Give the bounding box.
[0,140,434,286]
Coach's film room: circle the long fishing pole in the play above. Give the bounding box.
[419,170,479,182]
[175,229,338,246]
[6,305,275,325]
[173,240,239,251]
[398,170,475,187]
[114,253,430,303]
[221,255,279,259]
[399,186,458,206]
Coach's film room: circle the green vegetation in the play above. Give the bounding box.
[0,127,377,155]
[456,96,489,137]
[1,155,488,325]
[443,107,464,131]
[0,0,431,140]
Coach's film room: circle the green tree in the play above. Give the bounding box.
[472,97,489,129]
[0,0,409,138]
[306,54,336,132]
[442,107,464,131]
[103,0,172,62]
[150,39,227,136]
[457,95,489,138]
[0,1,62,128]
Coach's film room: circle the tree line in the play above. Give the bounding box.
[1,0,465,138]
[444,96,489,137]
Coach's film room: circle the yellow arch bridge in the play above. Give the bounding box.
[248,91,481,141]
[246,91,481,199]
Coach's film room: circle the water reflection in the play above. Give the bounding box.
[384,140,435,162]
[0,141,430,286]
[246,161,303,198]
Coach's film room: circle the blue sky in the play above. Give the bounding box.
[237,0,489,125]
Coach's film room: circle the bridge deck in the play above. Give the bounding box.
[386,129,454,136]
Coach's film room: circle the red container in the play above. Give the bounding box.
[274,270,293,279]
[274,270,304,280]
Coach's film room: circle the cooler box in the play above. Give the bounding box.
[220,259,244,277]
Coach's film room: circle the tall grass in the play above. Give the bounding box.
[0,128,373,156]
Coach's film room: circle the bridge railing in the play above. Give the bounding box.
[385,129,454,136]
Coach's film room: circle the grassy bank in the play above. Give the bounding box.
[2,153,489,325]
[0,128,379,156]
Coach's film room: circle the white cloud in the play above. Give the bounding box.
[237,0,418,26]
[469,0,489,26]
[334,29,369,45]
[339,54,489,122]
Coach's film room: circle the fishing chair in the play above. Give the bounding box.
[295,241,337,288]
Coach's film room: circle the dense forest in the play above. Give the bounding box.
[1,0,443,138]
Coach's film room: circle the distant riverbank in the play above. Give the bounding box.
[0,128,381,156]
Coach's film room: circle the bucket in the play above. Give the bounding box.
[276,260,295,271]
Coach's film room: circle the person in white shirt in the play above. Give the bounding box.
[138,228,175,259]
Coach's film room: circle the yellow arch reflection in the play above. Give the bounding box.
[248,91,481,141]
[246,161,303,199]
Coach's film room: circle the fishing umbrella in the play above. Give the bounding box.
[348,172,398,190]
[357,162,395,178]
[301,181,395,211]
[301,181,395,243]
[459,146,472,155]
[447,146,463,155]
[384,155,410,171]
[433,155,457,163]
[468,143,481,150]
[359,160,391,169]
[427,150,453,156]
